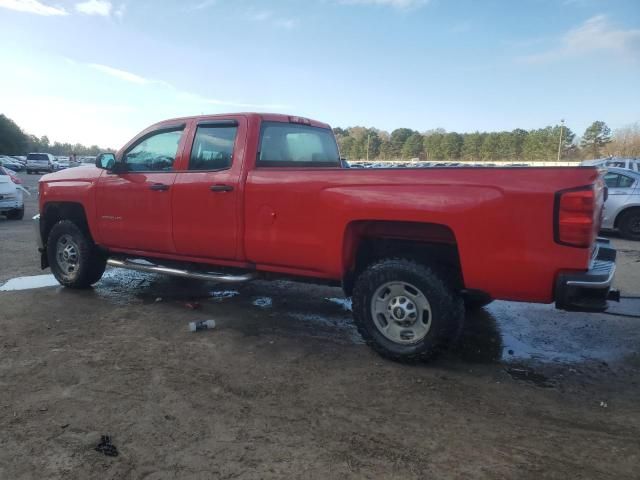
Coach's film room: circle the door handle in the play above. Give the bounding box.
[149,183,170,191]
[210,184,234,192]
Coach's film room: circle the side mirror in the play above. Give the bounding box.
[96,153,116,170]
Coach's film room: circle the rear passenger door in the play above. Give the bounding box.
[171,118,246,260]
[603,172,636,226]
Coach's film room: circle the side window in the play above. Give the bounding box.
[618,174,635,188]
[123,129,183,172]
[604,173,635,188]
[258,122,340,167]
[604,173,621,188]
[189,124,238,171]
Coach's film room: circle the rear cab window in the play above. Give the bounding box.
[257,121,340,168]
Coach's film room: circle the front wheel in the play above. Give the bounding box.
[619,209,640,241]
[352,258,464,363]
[47,220,107,288]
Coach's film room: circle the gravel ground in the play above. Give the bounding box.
[1,172,639,479]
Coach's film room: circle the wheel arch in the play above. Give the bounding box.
[341,220,464,296]
[614,205,640,228]
[41,202,94,247]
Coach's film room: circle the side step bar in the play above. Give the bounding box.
[106,258,256,283]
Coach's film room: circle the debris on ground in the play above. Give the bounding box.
[209,290,239,300]
[95,435,118,457]
[189,319,216,332]
[184,302,201,310]
[154,297,162,303]
[600,401,608,408]
[252,297,273,308]
[505,366,554,388]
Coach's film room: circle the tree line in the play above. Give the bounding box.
[0,114,111,157]
[334,120,640,162]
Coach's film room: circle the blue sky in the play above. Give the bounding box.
[0,0,639,147]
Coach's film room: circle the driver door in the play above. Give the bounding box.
[96,125,188,254]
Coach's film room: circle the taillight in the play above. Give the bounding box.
[10,175,21,185]
[554,184,603,247]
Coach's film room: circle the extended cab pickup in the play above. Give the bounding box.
[35,113,617,362]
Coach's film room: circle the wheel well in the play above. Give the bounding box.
[41,202,91,245]
[615,206,640,228]
[342,221,463,296]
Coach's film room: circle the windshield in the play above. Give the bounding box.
[27,154,49,161]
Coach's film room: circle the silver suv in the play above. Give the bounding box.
[602,167,640,240]
[26,153,55,174]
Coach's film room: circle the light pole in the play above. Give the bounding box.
[366,134,371,162]
[557,119,565,162]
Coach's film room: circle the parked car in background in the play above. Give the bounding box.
[54,157,70,170]
[583,157,640,173]
[26,153,55,174]
[0,156,25,172]
[0,165,22,184]
[0,166,25,220]
[601,167,640,240]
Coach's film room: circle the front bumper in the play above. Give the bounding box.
[555,238,617,312]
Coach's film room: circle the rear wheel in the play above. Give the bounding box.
[6,207,24,220]
[47,220,107,288]
[619,209,640,241]
[352,258,464,363]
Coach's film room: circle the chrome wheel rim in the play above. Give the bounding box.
[371,281,432,344]
[56,234,80,279]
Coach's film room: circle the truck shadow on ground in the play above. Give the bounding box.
[48,267,639,373]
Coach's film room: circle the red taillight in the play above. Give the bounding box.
[10,175,21,184]
[554,184,603,247]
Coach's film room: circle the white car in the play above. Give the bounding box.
[0,166,25,220]
[582,157,640,173]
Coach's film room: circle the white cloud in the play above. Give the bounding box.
[88,63,150,84]
[88,62,289,110]
[113,2,125,18]
[339,0,429,9]
[519,15,640,64]
[189,0,216,10]
[0,0,68,16]
[177,92,289,110]
[75,0,111,16]
[248,10,297,29]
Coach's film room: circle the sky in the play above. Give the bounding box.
[0,0,639,148]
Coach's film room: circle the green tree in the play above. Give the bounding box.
[581,121,611,158]
[442,132,463,159]
[390,128,415,158]
[0,114,27,154]
[423,132,445,160]
[401,133,423,159]
[461,132,484,161]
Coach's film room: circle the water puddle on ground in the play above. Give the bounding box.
[0,274,59,291]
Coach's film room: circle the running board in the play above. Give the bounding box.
[106,258,256,283]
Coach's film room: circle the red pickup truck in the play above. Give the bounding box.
[35,113,617,362]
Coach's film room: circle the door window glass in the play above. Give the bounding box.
[189,125,238,170]
[124,129,183,172]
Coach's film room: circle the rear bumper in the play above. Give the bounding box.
[555,238,617,312]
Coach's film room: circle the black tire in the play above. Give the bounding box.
[352,258,464,363]
[47,220,107,288]
[464,297,493,311]
[619,209,640,241]
[6,207,24,220]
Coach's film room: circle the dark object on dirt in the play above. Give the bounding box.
[505,367,554,388]
[95,435,118,457]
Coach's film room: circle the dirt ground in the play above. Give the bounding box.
[1,173,639,479]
